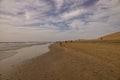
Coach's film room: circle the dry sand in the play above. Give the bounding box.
[99,32,120,40]
[5,40,120,80]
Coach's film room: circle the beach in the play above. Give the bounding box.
[0,0,120,79]
[0,42,50,80]
[2,40,120,80]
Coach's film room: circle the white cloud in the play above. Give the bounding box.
[69,20,85,30]
[61,9,87,20]
[0,0,51,25]
[97,0,120,7]
[88,0,120,24]
[0,0,120,41]
[54,0,64,10]
[24,12,31,20]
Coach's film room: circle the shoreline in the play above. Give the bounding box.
[0,43,50,60]
[0,43,51,80]
[1,40,120,80]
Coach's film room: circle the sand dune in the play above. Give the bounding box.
[99,32,120,40]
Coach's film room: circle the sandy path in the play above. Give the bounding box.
[7,43,120,80]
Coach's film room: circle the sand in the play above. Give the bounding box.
[101,32,120,40]
[4,40,120,80]
[0,43,50,80]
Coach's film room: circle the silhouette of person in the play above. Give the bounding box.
[100,37,102,40]
[60,42,62,46]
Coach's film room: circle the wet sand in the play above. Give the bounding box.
[0,43,50,80]
[5,40,120,80]
[0,42,48,60]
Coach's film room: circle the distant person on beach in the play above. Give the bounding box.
[60,42,62,46]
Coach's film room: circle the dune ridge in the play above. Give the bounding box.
[99,32,120,40]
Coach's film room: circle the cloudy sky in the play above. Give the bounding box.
[0,0,120,41]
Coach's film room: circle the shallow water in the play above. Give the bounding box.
[0,43,51,80]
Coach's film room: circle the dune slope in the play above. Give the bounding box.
[101,32,120,40]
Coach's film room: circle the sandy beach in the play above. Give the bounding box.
[0,0,120,79]
[0,43,50,80]
[2,40,120,80]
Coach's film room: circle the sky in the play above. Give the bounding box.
[0,0,120,41]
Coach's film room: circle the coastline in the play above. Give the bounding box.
[0,43,51,80]
[0,42,50,60]
[6,41,120,80]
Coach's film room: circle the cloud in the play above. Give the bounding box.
[54,0,64,10]
[82,0,99,7]
[24,12,31,20]
[68,20,85,30]
[61,9,87,20]
[0,0,120,41]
